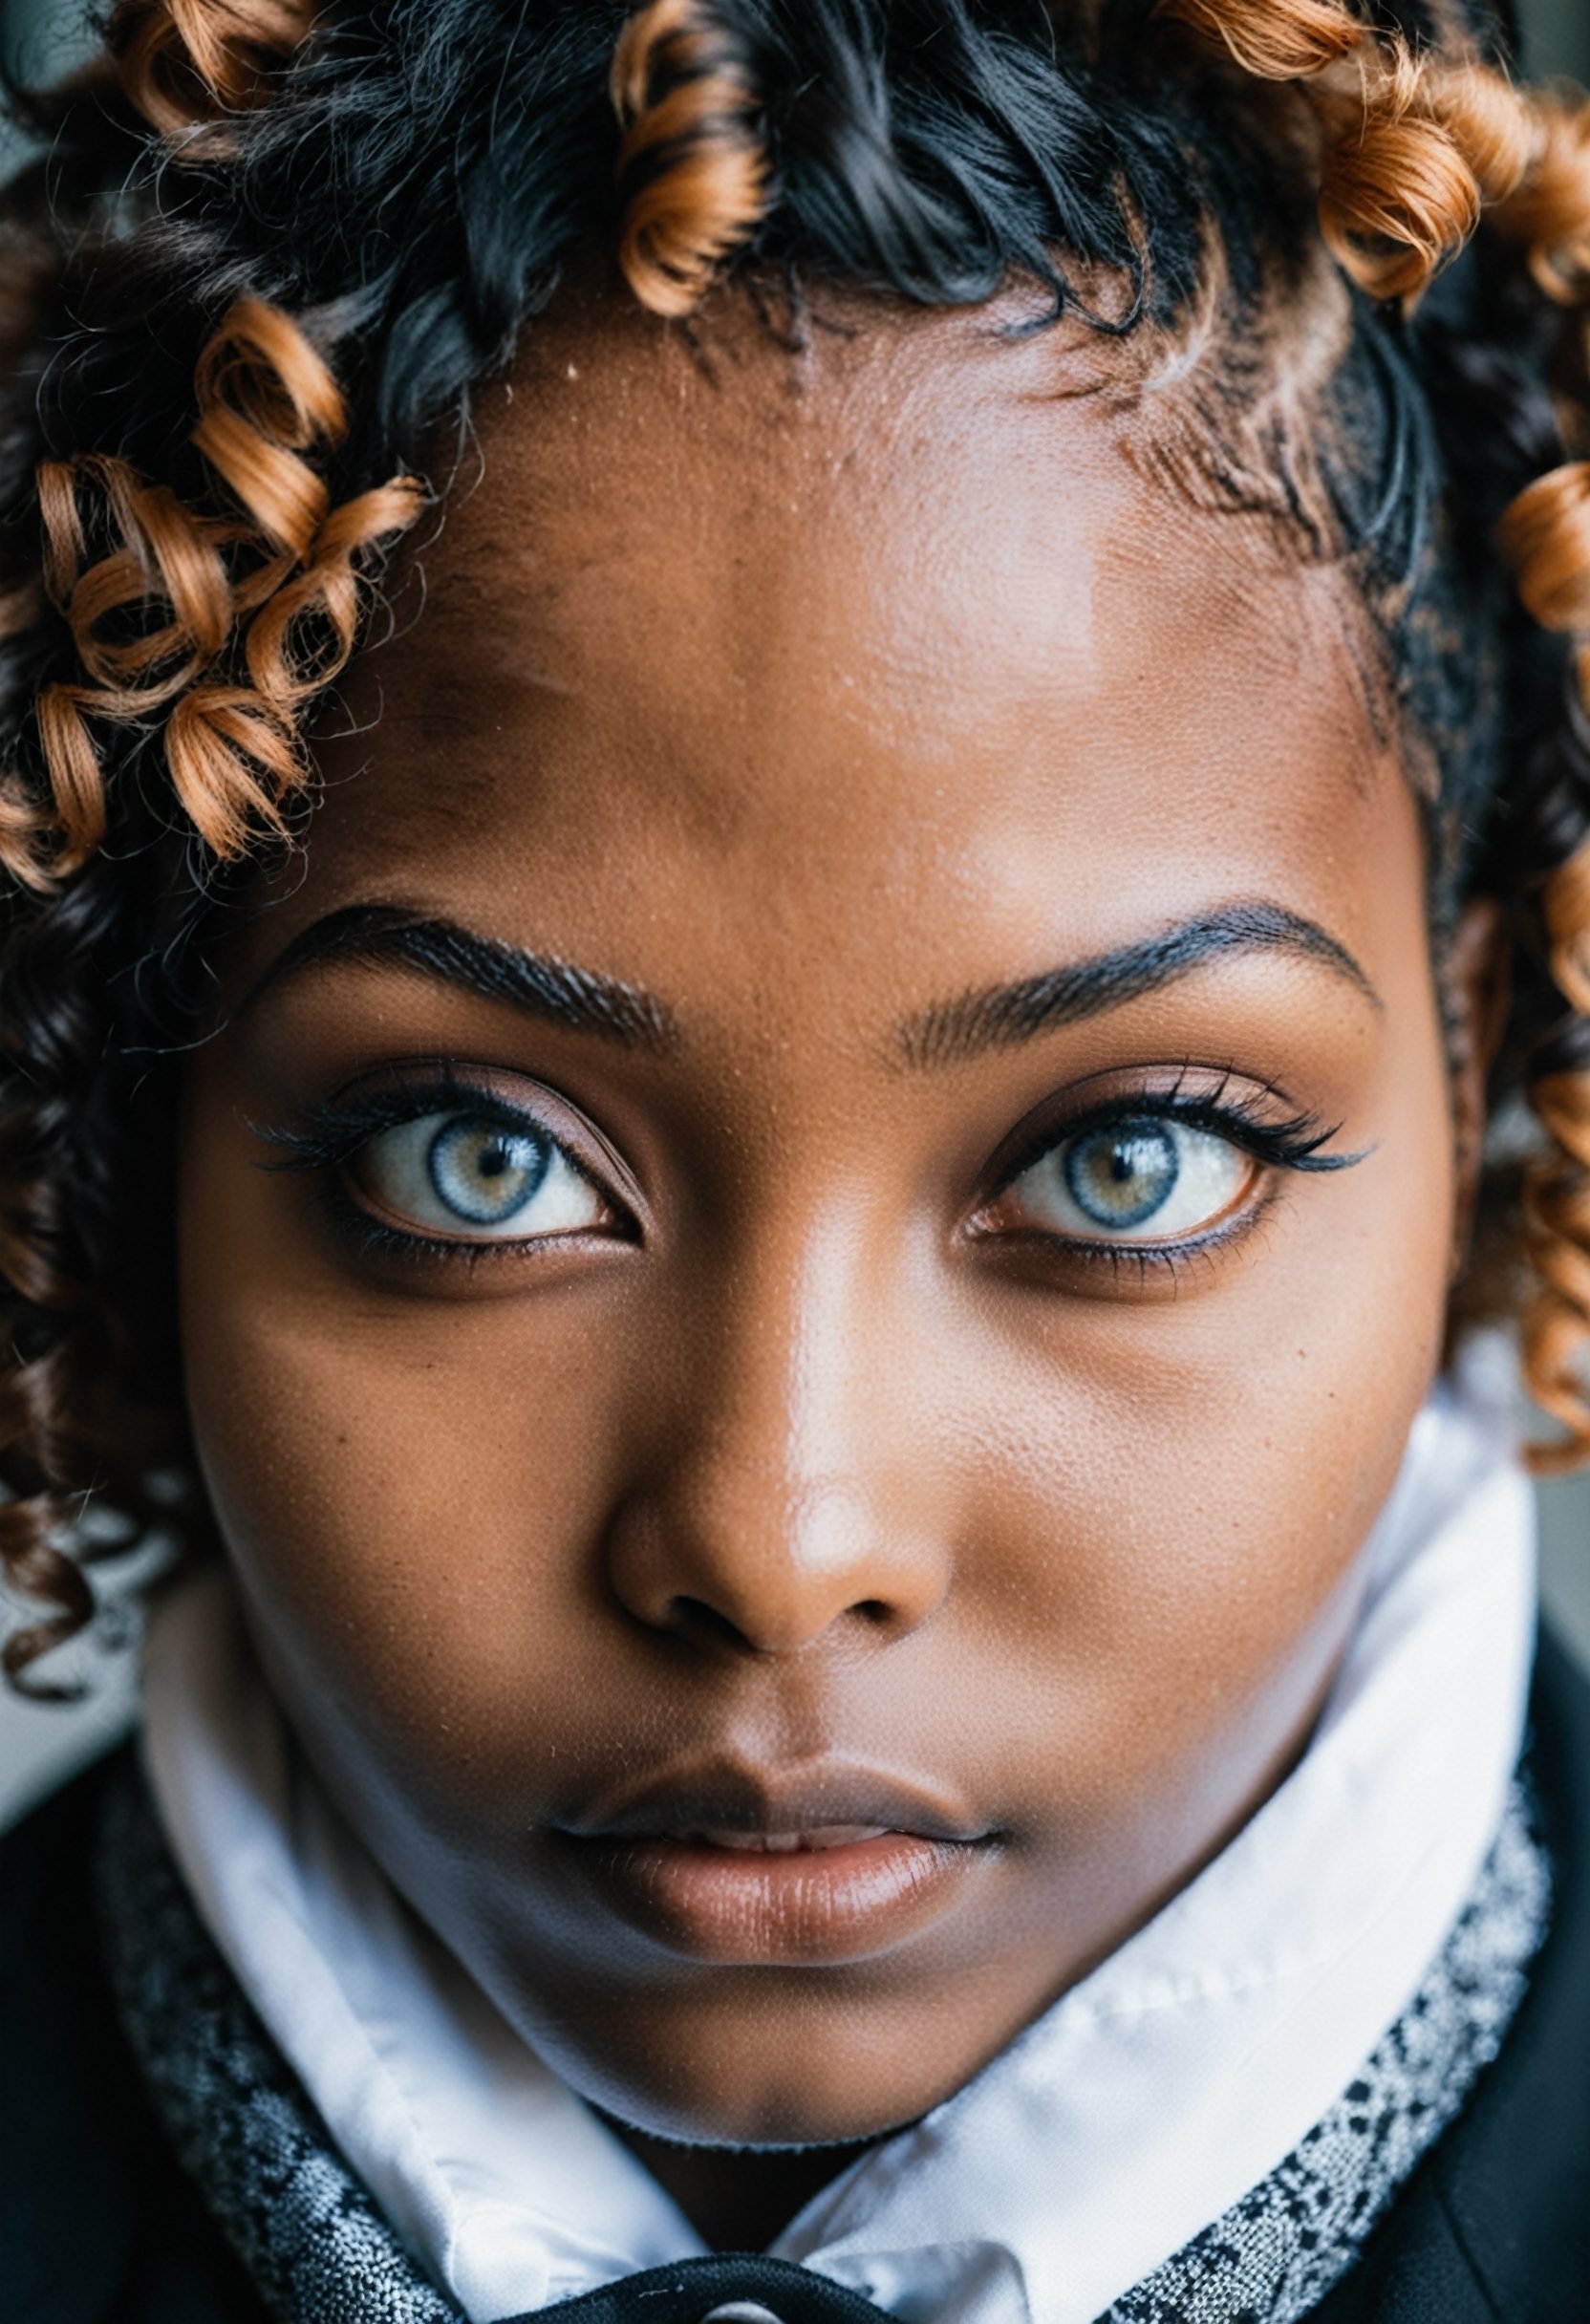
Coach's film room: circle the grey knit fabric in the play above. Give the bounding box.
[99,1770,460,2324]
[98,1763,1549,2324]
[1100,1774,1551,2324]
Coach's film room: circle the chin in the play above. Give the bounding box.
[535,2005,953,2153]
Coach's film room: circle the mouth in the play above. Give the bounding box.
[655,1824,893,1853]
[550,1765,999,1965]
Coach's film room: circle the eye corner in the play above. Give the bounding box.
[253,1070,645,1262]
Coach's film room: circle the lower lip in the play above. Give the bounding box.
[559,1831,987,1964]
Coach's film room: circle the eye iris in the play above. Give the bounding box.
[427,1119,549,1225]
[1063,1120,1179,1231]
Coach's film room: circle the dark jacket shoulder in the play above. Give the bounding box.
[1312,1625,1590,2324]
[0,1742,267,2324]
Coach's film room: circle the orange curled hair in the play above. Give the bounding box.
[611,0,771,317]
[1315,59,1485,304]
[1156,0,1534,305]
[1493,92,1590,303]
[3,297,425,887]
[1496,107,1590,1465]
[109,0,314,140]
[1500,458,1590,1464]
[1154,0,1359,83]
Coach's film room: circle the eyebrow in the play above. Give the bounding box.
[898,902,1380,1068]
[240,904,678,1051]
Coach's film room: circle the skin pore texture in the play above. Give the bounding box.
[176,276,1495,2246]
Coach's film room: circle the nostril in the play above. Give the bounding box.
[670,1594,752,1647]
[661,1590,900,1653]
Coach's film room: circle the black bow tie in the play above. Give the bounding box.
[509,2255,893,2324]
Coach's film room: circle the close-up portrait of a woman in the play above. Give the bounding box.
[1,0,1589,2318]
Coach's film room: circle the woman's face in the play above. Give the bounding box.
[179,281,1483,2148]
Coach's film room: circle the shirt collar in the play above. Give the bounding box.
[141,1366,1535,2324]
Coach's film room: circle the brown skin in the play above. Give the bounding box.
[178,278,1495,2246]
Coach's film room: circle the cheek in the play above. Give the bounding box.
[943,1045,1456,1825]
[932,1305,1422,1850]
[176,1130,635,1804]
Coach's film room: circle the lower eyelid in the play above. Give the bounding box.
[1008,1188,1282,1286]
[319,1178,623,1266]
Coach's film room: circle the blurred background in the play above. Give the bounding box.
[0,0,1587,1826]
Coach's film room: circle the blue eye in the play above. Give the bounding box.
[1003,1113,1252,1242]
[1064,1120,1179,1230]
[428,1119,550,1225]
[352,1108,609,1242]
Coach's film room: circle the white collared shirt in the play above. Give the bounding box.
[141,1369,1535,2324]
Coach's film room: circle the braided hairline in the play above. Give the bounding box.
[612,0,1537,311]
[2,0,1590,1695]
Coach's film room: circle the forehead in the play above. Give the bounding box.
[282,278,1410,1017]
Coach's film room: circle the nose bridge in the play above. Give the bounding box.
[609,1198,949,1653]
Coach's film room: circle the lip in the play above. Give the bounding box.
[550,1761,997,1965]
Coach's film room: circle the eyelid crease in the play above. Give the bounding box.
[246,1071,578,1175]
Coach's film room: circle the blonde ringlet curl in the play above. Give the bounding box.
[108,0,314,140]
[1493,91,1590,304]
[1497,460,1590,1465]
[1156,0,1536,304]
[611,0,771,318]
[0,294,425,889]
[1521,1063,1590,1466]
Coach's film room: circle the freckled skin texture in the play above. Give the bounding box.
[178,278,1494,2244]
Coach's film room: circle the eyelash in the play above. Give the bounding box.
[256,1067,1360,1273]
[991,1077,1354,1201]
[260,1072,543,1175]
[982,1074,1358,1277]
[256,1072,631,1261]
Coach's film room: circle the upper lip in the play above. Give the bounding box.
[554,1758,992,1846]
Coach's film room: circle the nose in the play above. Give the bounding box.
[604,1214,953,1656]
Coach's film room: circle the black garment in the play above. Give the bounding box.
[6,1633,1590,2324]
